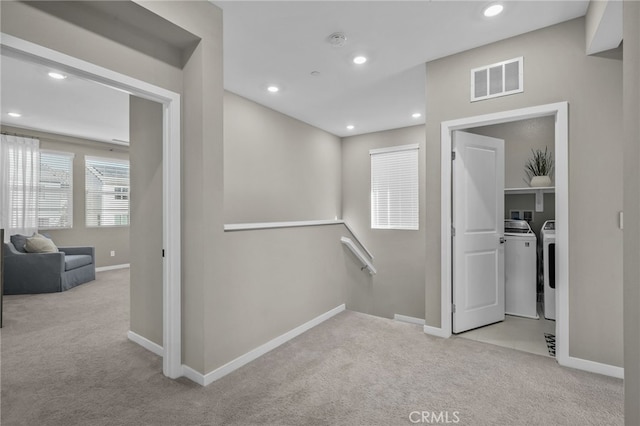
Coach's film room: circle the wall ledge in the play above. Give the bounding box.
[224,219,343,232]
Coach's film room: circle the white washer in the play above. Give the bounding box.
[504,220,538,319]
[541,220,556,320]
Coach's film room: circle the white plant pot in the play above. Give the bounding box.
[530,176,552,187]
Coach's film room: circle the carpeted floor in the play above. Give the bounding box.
[1,270,624,425]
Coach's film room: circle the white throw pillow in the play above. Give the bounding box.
[24,234,58,253]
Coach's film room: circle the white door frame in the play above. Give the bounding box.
[437,102,569,366]
[1,33,183,378]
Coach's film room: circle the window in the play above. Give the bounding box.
[370,144,419,230]
[85,156,130,227]
[114,187,129,200]
[0,134,40,235]
[38,150,74,229]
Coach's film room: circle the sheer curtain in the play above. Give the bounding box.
[0,134,40,241]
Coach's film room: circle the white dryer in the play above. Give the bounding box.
[504,220,538,319]
[541,220,556,320]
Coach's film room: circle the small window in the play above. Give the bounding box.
[370,144,419,230]
[114,187,129,200]
[85,156,130,227]
[39,150,74,229]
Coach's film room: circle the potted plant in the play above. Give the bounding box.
[525,147,554,187]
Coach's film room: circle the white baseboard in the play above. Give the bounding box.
[127,331,163,357]
[394,314,425,326]
[423,324,451,338]
[561,355,624,379]
[182,304,346,387]
[96,263,130,272]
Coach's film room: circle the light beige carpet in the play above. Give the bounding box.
[1,270,624,425]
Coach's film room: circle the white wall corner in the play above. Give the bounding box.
[127,330,163,357]
[181,365,206,386]
[183,304,347,387]
[423,324,451,339]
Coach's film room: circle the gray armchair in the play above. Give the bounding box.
[3,235,96,295]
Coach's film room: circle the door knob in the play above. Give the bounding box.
[499,237,505,244]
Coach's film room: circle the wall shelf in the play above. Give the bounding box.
[505,186,555,212]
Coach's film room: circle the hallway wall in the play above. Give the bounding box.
[425,18,623,367]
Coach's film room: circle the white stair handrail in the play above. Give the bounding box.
[341,236,376,275]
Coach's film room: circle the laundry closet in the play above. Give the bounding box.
[458,116,557,357]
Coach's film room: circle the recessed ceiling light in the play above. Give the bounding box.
[483,3,504,17]
[7,112,22,118]
[353,56,367,65]
[48,72,67,80]
[412,113,422,118]
[267,85,280,93]
[346,125,355,130]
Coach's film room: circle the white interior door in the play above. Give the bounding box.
[452,131,505,333]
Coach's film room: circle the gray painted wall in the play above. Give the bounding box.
[215,224,361,370]
[342,125,426,320]
[468,116,555,188]
[425,18,623,367]
[623,1,640,422]
[224,92,342,223]
[1,125,130,268]
[129,96,163,347]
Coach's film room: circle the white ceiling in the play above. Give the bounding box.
[1,54,130,144]
[1,1,590,142]
[214,0,589,137]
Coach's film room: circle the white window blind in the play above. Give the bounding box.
[85,156,130,227]
[370,144,419,230]
[39,150,74,229]
[0,134,40,236]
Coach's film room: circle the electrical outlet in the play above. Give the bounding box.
[110,250,115,257]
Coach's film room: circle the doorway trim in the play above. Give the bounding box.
[438,102,569,366]
[1,33,183,378]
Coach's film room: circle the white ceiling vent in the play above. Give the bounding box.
[471,57,523,102]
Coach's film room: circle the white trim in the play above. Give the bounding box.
[440,102,569,352]
[181,365,207,386]
[470,56,524,102]
[423,324,451,338]
[369,143,419,155]
[342,222,374,260]
[128,331,163,357]
[341,237,376,275]
[225,219,375,261]
[182,304,346,386]
[394,314,425,326]
[224,219,343,232]
[96,263,130,272]
[564,356,624,379]
[1,33,183,379]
